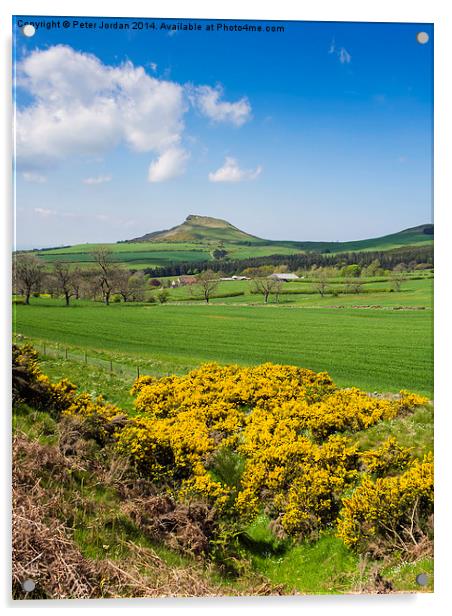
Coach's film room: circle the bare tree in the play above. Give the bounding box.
[344,278,364,295]
[389,270,407,292]
[251,277,281,303]
[116,270,146,302]
[92,248,119,305]
[71,267,83,300]
[52,261,78,306]
[196,270,220,304]
[116,269,133,302]
[313,271,330,298]
[14,254,44,305]
[75,269,98,300]
[129,271,146,302]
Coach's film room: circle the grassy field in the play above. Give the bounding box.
[14,277,433,396]
[162,275,433,306]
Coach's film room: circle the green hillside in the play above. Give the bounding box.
[127,214,262,243]
[25,216,433,269]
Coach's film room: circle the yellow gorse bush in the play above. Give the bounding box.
[337,453,433,550]
[63,393,125,444]
[360,436,412,477]
[13,345,432,550]
[118,361,429,541]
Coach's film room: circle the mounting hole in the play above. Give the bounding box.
[21,578,36,592]
[416,572,429,586]
[22,24,36,38]
[416,32,429,45]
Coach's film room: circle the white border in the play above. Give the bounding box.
[1,1,450,615]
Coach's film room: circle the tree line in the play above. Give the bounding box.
[142,244,433,278]
[13,248,150,306]
[13,244,433,307]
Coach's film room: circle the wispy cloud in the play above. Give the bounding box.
[34,207,55,217]
[32,206,134,227]
[208,157,262,183]
[82,175,112,185]
[188,84,252,127]
[329,38,352,64]
[22,171,47,183]
[339,48,351,64]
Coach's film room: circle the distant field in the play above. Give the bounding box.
[14,284,433,396]
[25,223,433,270]
[163,276,433,306]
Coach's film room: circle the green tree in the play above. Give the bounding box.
[341,264,361,278]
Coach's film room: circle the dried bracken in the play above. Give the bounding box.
[12,433,284,599]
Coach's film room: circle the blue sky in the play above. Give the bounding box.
[13,17,433,248]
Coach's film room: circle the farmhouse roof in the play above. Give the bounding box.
[269,273,299,280]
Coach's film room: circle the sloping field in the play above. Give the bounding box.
[14,300,433,395]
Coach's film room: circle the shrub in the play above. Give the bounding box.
[63,393,126,445]
[157,289,169,304]
[360,437,412,477]
[124,362,429,540]
[13,344,77,415]
[13,345,433,560]
[337,454,433,556]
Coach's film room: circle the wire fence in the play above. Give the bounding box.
[14,335,143,379]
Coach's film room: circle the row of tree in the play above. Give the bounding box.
[13,249,148,306]
[13,248,429,307]
[142,244,433,278]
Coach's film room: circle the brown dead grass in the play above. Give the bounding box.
[12,432,284,599]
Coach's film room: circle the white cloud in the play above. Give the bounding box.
[339,48,351,64]
[208,157,262,183]
[15,46,253,181]
[34,207,55,217]
[149,62,158,72]
[16,45,185,170]
[82,175,112,185]
[328,38,352,64]
[22,171,46,183]
[188,85,251,126]
[31,206,134,227]
[148,147,190,182]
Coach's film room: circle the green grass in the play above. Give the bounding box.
[243,516,359,594]
[36,356,138,412]
[14,289,433,395]
[351,405,434,458]
[13,402,58,445]
[163,276,433,307]
[382,557,433,592]
[26,223,433,270]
